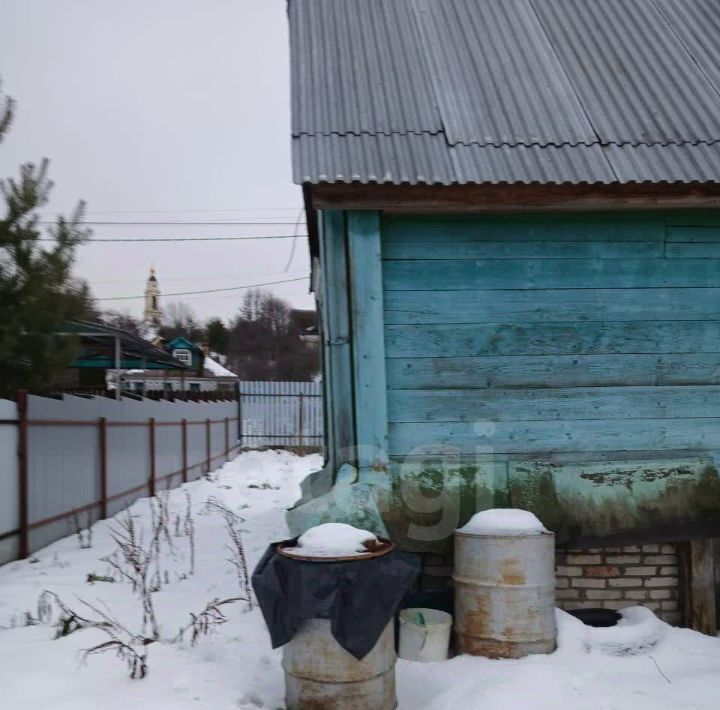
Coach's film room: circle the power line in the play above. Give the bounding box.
[39,206,302,216]
[96,276,309,301]
[38,234,307,243]
[37,220,304,226]
[94,270,307,285]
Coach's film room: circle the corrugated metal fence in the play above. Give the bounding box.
[239,381,323,449]
[0,393,240,564]
[0,382,324,564]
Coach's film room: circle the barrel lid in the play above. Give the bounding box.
[277,537,395,562]
[455,528,554,539]
[455,509,551,538]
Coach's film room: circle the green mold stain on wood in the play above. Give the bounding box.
[381,460,509,553]
[375,457,720,553]
[509,459,720,545]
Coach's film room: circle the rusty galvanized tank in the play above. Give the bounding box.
[453,527,556,658]
[283,618,396,710]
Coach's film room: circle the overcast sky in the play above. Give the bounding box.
[0,0,312,323]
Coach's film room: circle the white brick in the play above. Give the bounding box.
[567,554,602,565]
[556,565,582,577]
[626,566,658,576]
[625,590,649,601]
[571,578,606,589]
[649,589,672,600]
[556,589,580,601]
[606,555,641,564]
[586,589,623,601]
[644,577,678,588]
[608,578,643,588]
[644,555,676,565]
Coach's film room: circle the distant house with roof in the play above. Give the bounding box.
[122,336,238,394]
[60,319,188,392]
[287,0,720,633]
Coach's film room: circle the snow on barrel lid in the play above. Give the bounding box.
[457,509,548,536]
[283,522,378,558]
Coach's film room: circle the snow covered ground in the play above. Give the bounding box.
[1,449,719,710]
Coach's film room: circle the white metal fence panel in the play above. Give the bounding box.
[0,382,322,565]
[0,395,239,561]
[0,399,19,564]
[238,381,323,448]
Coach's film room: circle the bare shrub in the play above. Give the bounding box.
[174,597,244,646]
[73,510,93,549]
[183,491,196,577]
[38,591,111,639]
[104,509,160,639]
[78,599,152,680]
[204,498,252,607]
[83,637,148,680]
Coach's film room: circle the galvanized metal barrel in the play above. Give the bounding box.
[283,618,396,710]
[453,528,556,658]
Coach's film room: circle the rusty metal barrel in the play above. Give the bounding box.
[453,520,556,658]
[282,618,396,710]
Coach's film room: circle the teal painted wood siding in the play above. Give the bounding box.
[381,212,720,461]
[319,211,354,470]
[348,211,390,479]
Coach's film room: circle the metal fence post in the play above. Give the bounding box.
[99,417,108,519]
[181,418,188,483]
[224,417,229,460]
[17,390,29,559]
[298,392,305,448]
[205,417,211,474]
[149,417,156,497]
[237,392,243,448]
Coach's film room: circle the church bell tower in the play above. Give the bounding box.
[143,267,162,326]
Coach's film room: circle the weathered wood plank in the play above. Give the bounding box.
[384,288,720,325]
[686,539,718,636]
[386,353,720,390]
[388,418,720,456]
[387,385,720,423]
[382,214,665,242]
[382,258,720,290]
[311,182,720,212]
[666,226,720,242]
[383,240,663,259]
[385,321,720,358]
[347,211,389,475]
[320,210,355,469]
[666,243,720,258]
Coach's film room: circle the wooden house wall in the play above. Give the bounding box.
[379,211,720,546]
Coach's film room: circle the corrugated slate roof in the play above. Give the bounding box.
[289,0,720,185]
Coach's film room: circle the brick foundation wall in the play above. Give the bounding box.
[421,543,682,626]
[556,544,681,625]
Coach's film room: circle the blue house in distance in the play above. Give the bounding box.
[287,0,720,632]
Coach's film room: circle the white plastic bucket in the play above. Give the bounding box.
[398,608,452,662]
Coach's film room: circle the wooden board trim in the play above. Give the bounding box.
[319,210,355,470]
[347,211,389,475]
[308,183,720,213]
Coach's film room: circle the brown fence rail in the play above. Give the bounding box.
[0,392,241,563]
[0,381,324,564]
